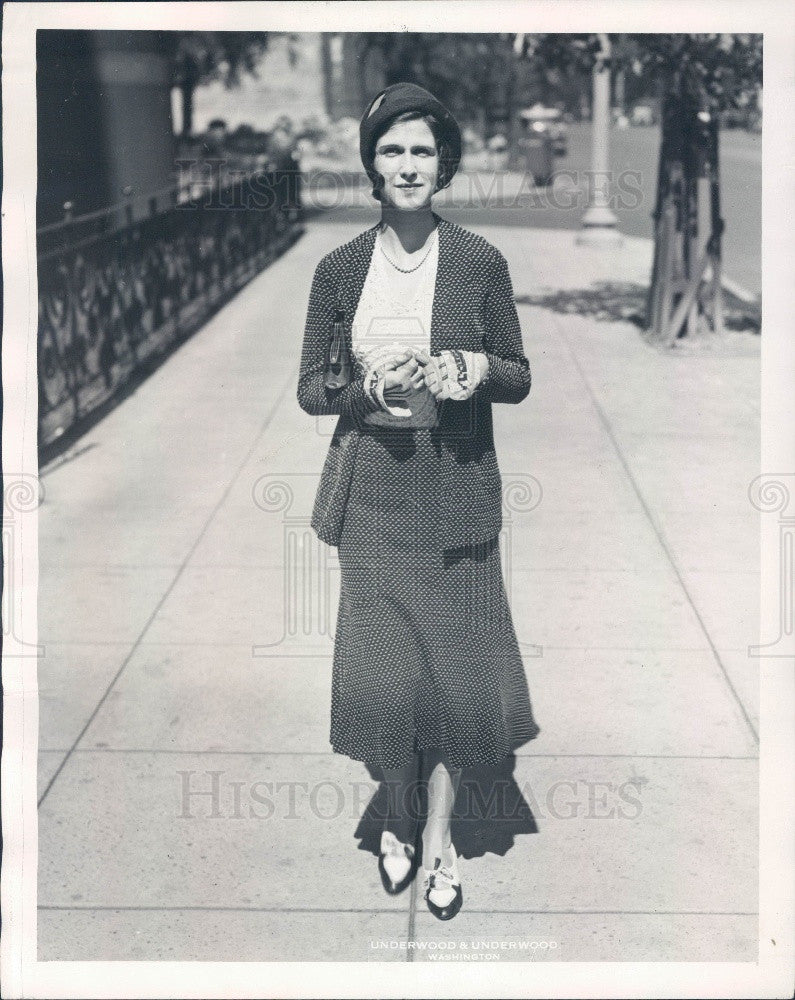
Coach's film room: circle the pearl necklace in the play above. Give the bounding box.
[378,229,438,273]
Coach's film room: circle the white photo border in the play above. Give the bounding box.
[2,2,793,997]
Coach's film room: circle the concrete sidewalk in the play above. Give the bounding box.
[36,220,760,962]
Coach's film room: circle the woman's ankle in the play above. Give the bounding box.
[423,834,454,867]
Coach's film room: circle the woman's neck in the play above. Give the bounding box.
[378,205,437,255]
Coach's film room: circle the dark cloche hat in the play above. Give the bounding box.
[359,82,462,180]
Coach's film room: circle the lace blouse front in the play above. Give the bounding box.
[351,228,440,428]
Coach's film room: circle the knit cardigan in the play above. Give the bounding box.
[296,213,531,550]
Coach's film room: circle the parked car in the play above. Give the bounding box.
[518,104,568,156]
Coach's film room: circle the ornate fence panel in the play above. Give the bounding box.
[37,166,303,453]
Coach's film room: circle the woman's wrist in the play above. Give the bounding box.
[363,367,384,409]
[422,349,489,400]
[473,352,490,386]
[363,370,404,415]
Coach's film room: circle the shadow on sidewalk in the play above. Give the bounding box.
[515,282,648,327]
[515,281,761,334]
[353,756,538,863]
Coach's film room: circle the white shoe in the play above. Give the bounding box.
[378,830,416,894]
[422,845,463,920]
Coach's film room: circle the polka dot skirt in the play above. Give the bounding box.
[330,428,540,770]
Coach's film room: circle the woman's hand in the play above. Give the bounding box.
[383,353,420,399]
[364,348,420,414]
[413,349,489,401]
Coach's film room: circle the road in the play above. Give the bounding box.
[566,121,762,298]
[309,122,762,299]
[461,122,761,298]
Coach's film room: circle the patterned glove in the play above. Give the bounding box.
[415,349,489,401]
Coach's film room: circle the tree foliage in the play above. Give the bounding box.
[362,32,762,120]
[171,31,271,136]
[360,33,518,126]
[625,34,762,109]
[519,33,762,110]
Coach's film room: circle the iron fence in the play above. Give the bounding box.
[37,163,303,454]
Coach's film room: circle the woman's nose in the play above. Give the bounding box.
[399,154,418,178]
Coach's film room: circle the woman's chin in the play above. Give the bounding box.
[387,192,433,212]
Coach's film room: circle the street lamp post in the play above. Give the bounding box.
[578,33,622,245]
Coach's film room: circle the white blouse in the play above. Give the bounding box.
[351,228,440,428]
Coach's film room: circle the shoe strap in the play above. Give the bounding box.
[423,856,459,891]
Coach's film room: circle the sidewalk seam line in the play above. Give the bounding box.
[548,311,759,745]
[35,640,736,650]
[406,882,418,961]
[36,905,759,916]
[39,748,760,761]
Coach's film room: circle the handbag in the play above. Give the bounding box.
[323,306,351,389]
[310,420,361,547]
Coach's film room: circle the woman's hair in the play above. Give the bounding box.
[364,110,456,202]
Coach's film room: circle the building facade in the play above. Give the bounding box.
[37,30,175,226]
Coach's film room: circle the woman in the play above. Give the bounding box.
[297,82,539,921]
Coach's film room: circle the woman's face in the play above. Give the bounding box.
[372,118,439,211]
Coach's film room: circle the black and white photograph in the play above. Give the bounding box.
[1,2,793,997]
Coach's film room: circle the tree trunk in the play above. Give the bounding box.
[505,38,517,149]
[179,58,200,139]
[320,34,334,119]
[647,68,716,341]
[614,68,625,115]
[646,68,679,335]
[356,36,372,112]
[180,81,194,138]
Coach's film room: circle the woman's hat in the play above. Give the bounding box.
[359,82,462,183]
